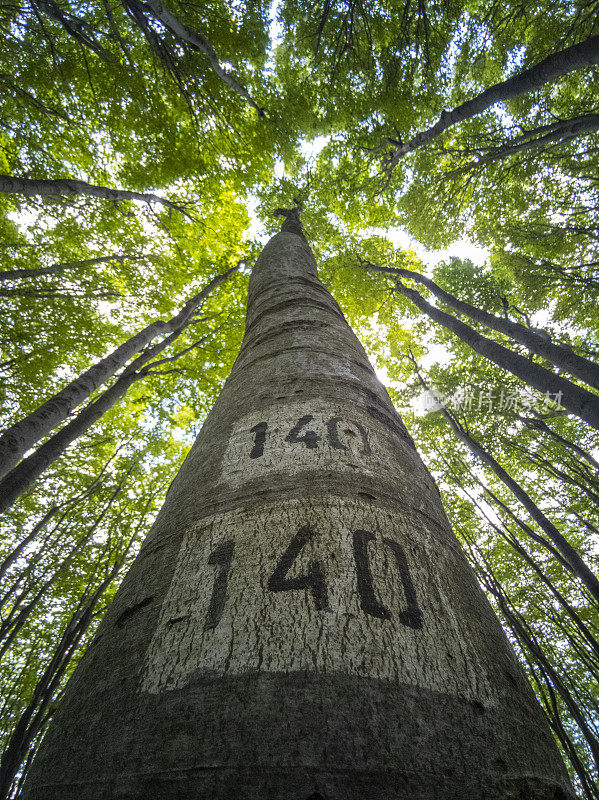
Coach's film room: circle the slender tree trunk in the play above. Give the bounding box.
[386,34,599,169]
[536,672,599,800]
[449,467,599,658]
[394,280,599,430]
[461,531,599,772]
[0,288,120,299]
[22,218,574,799]
[360,260,599,390]
[125,0,265,116]
[0,254,137,282]
[0,513,144,799]
[0,325,210,514]
[32,0,118,62]
[520,415,599,470]
[0,174,189,216]
[0,506,58,581]
[0,447,118,587]
[0,564,123,800]
[0,264,239,481]
[432,397,599,604]
[0,467,133,655]
[502,436,599,501]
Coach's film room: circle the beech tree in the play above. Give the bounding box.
[382,35,599,172]
[21,211,576,799]
[1,0,598,797]
[0,261,241,490]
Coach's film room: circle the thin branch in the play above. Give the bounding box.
[454,113,599,174]
[0,253,145,282]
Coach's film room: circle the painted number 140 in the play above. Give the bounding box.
[204,526,423,632]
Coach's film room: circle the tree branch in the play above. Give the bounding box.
[454,113,599,173]
[0,174,193,217]
[356,257,599,390]
[384,34,599,171]
[125,0,266,117]
[0,253,144,282]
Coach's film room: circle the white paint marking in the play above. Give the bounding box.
[141,498,494,703]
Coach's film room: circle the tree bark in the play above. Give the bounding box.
[519,415,599,470]
[22,221,574,799]
[394,280,599,431]
[125,0,265,117]
[0,254,136,282]
[0,174,190,215]
[0,325,211,514]
[450,464,599,658]
[32,0,118,63]
[0,263,239,481]
[385,34,599,170]
[360,259,599,390]
[460,532,599,771]
[434,398,599,604]
[0,556,129,800]
[456,113,599,172]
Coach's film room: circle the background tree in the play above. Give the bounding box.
[1,0,598,796]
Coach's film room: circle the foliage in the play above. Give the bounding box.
[1,0,598,796]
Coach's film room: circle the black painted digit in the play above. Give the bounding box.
[383,538,423,630]
[204,539,235,630]
[326,416,371,455]
[285,415,320,449]
[326,416,348,451]
[353,421,372,455]
[352,529,390,619]
[268,526,330,610]
[249,421,268,458]
[352,530,423,628]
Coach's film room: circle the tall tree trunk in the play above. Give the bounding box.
[447,463,599,658]
[385,34,599,170]
[0,263,238,481]
[394,280,599,430]
[0,325,211,515]
[0,174,189,216]
[360,259,599,390]
[124,0,265,116]
[22,219,574,799]
[0,557,130,800]
[520,415,599,470]
[430,391,599,603]
[460,531,599,772]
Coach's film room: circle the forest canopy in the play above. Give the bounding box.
[0,1,598,797]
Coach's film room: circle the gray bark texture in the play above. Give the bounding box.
[386,34,599,170]
[0,264,237,482]
[22,228,574,799]
[360,260,599,391]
